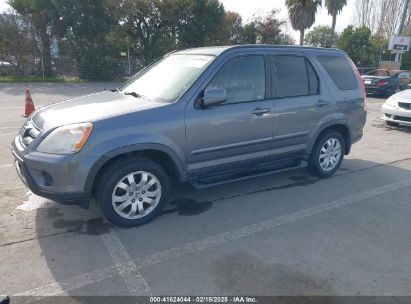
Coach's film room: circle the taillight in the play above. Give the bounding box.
[376,80,388,87]
[347,56,365,97]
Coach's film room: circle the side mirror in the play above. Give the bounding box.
[201,87,227,107]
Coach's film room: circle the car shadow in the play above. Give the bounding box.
[17,157,411,300]
[371,120,411,134]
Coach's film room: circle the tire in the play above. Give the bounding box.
[95,157,170,227]
[386,121,399,127]
[309,131,346,178]
[388,86,402,97]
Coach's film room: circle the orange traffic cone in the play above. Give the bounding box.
[23,89,35,118]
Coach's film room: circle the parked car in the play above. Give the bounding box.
[11,45,366,227]
[362,69,410,96]
[381,89,411,127]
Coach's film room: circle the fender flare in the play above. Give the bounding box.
[84,143,187,192]
[305,120,353,158]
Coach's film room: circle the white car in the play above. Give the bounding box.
[381,89,411,127]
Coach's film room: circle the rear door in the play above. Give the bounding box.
[270,53,334,159]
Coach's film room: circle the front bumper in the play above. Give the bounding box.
[381,103,411,126]
[11,136,97,208]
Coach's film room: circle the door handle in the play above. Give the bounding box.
[251,107,272,116]
[317,99,330,107]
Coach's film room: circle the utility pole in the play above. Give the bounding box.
[394,0,410,62]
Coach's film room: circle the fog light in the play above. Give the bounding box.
[41,171,53,186]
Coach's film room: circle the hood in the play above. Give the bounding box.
[31,91,165,131]
[390,88,411,103]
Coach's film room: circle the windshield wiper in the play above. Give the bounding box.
[123,91,149,100]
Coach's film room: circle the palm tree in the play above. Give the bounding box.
[285,0,322,46]
[325,0,347,32]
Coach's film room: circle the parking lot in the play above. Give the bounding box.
[0,83,411,301]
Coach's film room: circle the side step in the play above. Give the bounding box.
[190,160,308,189]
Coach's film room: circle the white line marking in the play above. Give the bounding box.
[0,163,13,169]
[13,177,411,299]
[15,265,118,297]
[99,228,152,296]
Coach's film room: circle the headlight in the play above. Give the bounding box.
[385,96,398,107]
[37,122,93,154]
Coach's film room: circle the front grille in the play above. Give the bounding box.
[394,115,411,122]
[398,102,411,111]
[20,120,41,147]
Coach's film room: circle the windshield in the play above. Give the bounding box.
[120,54,214,103]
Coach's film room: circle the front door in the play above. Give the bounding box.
[185,54,274,173]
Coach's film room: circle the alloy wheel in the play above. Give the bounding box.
[111,171,162,219]
[319,138,342,172]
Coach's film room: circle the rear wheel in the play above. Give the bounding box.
[309,131,345,177]
[95,157,170,227]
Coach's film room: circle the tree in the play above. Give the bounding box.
[305,25,338,47]
[210,11,244,45]
[325,0,347,32]
[337,25,373,66]
[55,0,118,80]
[354,0,403,38]
[253,9,294,44]
[242,22,257,44]
[116,0,166,65]
[8,0,57,77]
[285,0,322,46]
[180,0,225,47]
[0,12,37,76]
[160,0,191,48]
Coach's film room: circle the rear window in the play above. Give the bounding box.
[317,55,358,90]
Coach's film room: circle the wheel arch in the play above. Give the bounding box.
[307,123,352,158]
[85,144,188,194]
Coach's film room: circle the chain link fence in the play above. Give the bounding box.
[0,52,145,81]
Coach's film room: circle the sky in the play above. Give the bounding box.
[0,0,355,42]
[220,0,355,41]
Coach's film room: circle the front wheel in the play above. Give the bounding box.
[309,131,345,177]
[95,157,170,227]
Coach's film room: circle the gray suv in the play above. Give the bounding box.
[11,45,366,227]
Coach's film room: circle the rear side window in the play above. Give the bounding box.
[274,55,319,98]
[317,55,358,90]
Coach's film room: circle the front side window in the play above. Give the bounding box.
[121,54,214,103]
[208,56,266,104]
[274,55,319,98]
